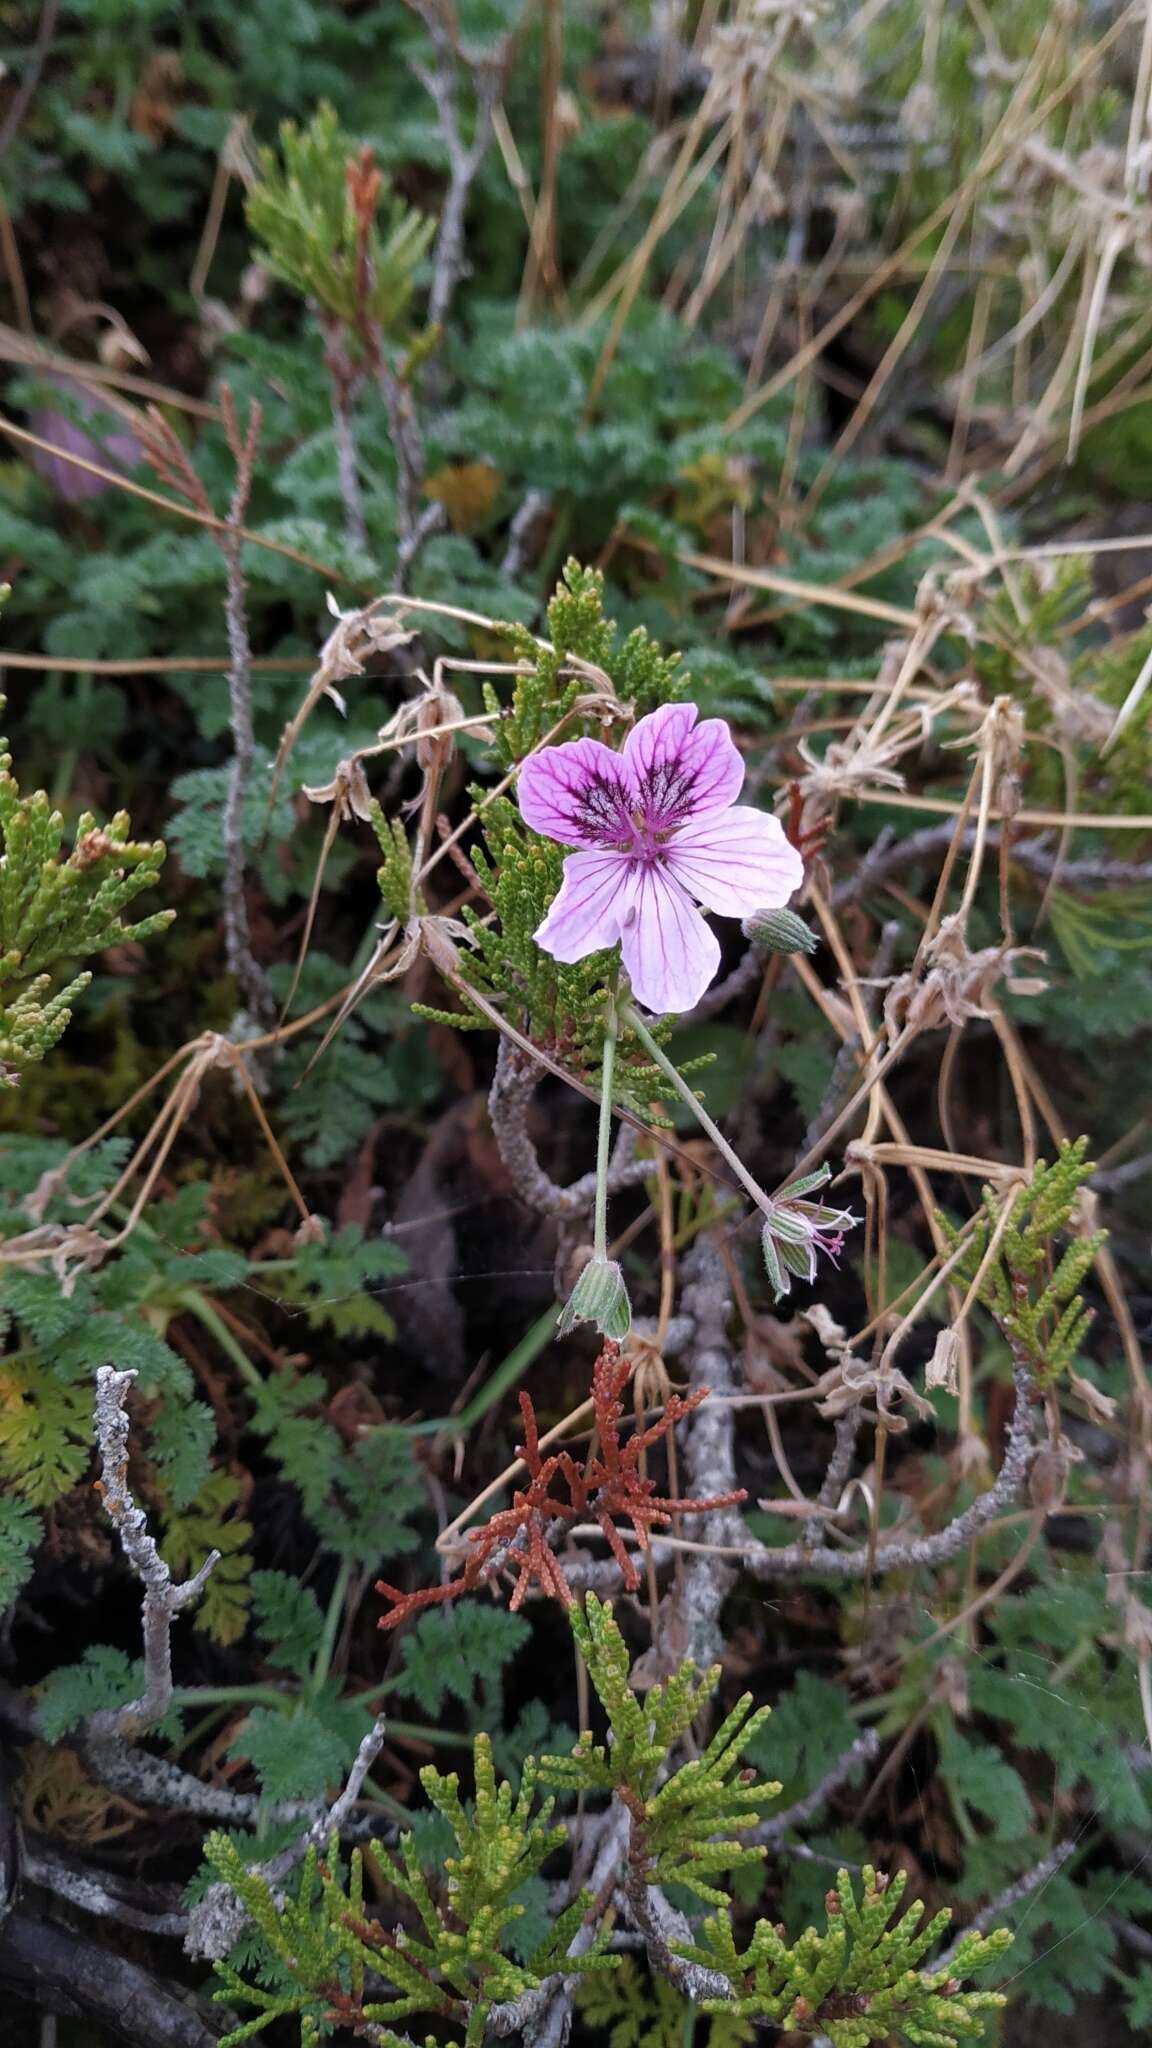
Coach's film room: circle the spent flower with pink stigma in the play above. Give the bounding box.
[759,1165,859,1302]
[517,703,804,1014]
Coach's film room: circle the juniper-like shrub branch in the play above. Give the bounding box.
[201,1587,1013,2045]
[677,1865,1010,2045]
[246,101,434,339]
[204,1732,615,2046]
[245,99,439,579]
[185,1717,388,1963]
[940,1139,1105,1386]
[538,1599,1009,2042]
[539,1595,776,1896]
[0,700,173,1080]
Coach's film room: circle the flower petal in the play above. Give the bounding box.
[663,805,803,917]
[622,702,745,829]
[619,864,721,1015]
[534,847,636,962]
[517,737,633,848]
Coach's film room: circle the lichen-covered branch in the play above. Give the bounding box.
[619,1796,733,2003]
[487,1806,629,2045]
[22,1844,188,1939]
[832,822,1152,913]
[218,387,274,1026]
[934,1837,1077,1970]
[800,1405,862,1551]
[0,1909,221,2048]
[321,316,368,551]
[733,1351,1036,1584]
[405,1,515,335]
[78,1738,317,1826]
[488,1038,650,1219]
[501,487,551,581]
[566,1351,1037,1595]
[89,1366,219,1742]
[678,1237,741,1670]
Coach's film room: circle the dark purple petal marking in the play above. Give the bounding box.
[518,737,634,849]
[575,769,635,846]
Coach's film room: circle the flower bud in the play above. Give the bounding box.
[557,1255,631,1341]
[740,906,818,954]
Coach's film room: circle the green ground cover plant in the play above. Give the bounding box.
[1,2,1152,2044]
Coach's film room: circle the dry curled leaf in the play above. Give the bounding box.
[1068,1368,1117,1426]
[926,1328,962,1396]
[302,757,375,823]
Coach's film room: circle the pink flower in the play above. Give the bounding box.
[517,702,804,1015]
[29,374,142,504]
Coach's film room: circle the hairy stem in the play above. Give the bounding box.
[593,988,619,1261]
[622,1003,772,1219]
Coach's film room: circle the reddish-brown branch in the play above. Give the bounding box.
[377,1345,745,1627]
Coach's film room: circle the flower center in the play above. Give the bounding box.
[577,764,699,859]
[576,771,689,862]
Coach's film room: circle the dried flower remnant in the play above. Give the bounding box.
[760,1165,860,1302]
[518,703,803,1014]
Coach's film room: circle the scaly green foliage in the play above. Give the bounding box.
[247,101,434,336]
[940,1139,1105,1385]
[206,1736,615,2047]
[373,806,422,924]
[485,560,686,768]
[540,1595,776,1903]
[0,699,173,1078]
[679,1866,1010,2045]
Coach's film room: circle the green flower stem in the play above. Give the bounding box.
[620,1004,772,1223]
[168,1684,464,1755]
[169,1684,292,1712]
[376,1717,472,1749]
[363,1774,420,1824]
[308,1554,353,1702]
[404,1302,558,1437]
[594,984,621,1262]
[173,1288,265,1394]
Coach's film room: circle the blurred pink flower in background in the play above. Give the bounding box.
[28,374,142,504]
